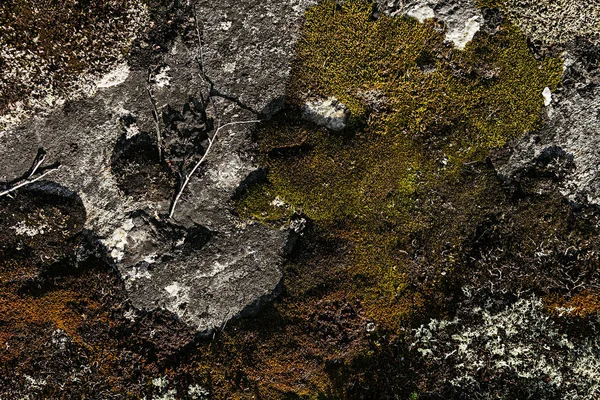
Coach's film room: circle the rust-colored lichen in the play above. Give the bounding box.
[544,291,600,318]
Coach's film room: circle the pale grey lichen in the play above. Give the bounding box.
[0,1,149,132]
[503,0,600,45]
[148,377,210,400]
[412,294,600,398]
[302,97,350,131]
[400,0,483,49]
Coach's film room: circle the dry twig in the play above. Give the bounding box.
[168,7,261,219]
[168,120,261,218]
[0,165,61,198]
[27,150,46,179]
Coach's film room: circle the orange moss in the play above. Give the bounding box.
[0,285,108,347]
[544,291,600,318]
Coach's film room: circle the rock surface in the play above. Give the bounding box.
[380,0,483,49]
[493,43,600,205]
[5,0,600,397]
[0,0,149,130]
[502,0,600,44]
[302,97,349,131]
[0,0,315,332]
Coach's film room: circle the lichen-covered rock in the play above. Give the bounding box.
[493,43,600,205]
[302,97,349,131]
[402,0,483,49]
[494,86,600,205]
[0,0,149,130]
[116,215,287,332]
[194,0,318,116]
[0,0,317,333]
[5,0,600,397]
[412,294,600,399]
[500,0,600,45]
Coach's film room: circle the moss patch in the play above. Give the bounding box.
[238,0,562,330]
[290,0,561,163]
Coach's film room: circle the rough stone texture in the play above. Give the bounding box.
[302,97,349,131]
[0,0,149,130]
[503,0,600,45]
[0,0,315,332]
[116,212,287,332]
[194,0,317,117]
[493,43,600,206]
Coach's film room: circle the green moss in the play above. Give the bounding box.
[235,183,296,225]
[475,0,505,8]
[290,0,561,164]
[237,0,562,330]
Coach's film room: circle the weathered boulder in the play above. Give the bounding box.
[0,0,315,332]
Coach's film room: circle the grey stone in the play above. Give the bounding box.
[117,213,287,333]
[194,0,317,117]
[501,0,600,45]
[493,46,600,206]
[0,0,316,332]
[378,0,483,49]
[302,97,349,131]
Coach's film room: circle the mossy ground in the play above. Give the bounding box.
[237,0,562,332]
[3,0,599,398]
[223,2,600,396]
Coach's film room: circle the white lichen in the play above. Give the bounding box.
[406,4,435,22]
[503,0,600,44]
[412,294,600,398]
[96,64,131,88]
[404,0,482,50]
[0,1,149,132]
[103,218,135,262]
[154,66,172,89]
[11,220,51,237]
[302,97,349,131]
[543,87,553,107]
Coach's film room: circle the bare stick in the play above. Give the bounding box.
[27,151,46,179]
[168,120,261,218]
[0,166,61,198]
[167,8,260,219]
[146,87,163,161]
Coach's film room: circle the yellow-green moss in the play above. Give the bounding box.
[238,0,562,330]
[475,0,505,8]
[235,183,296,225]
[290,0,561,163]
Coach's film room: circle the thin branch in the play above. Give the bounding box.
[0,165,61,198]
[167,8,260,219]
[146,86,163,161]
[27,150,46,179]
[168,120,261,218]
